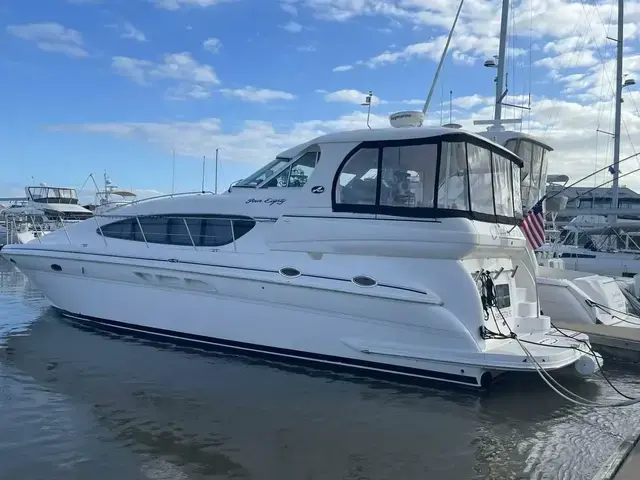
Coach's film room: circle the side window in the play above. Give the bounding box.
[100,218,136,240]
[492,153,514,218]
[512,162,523,217]
[136,216,168,243]
[467,144,494,215]
[336,148,379,205]
[199,217,256,246]
[99,216,256,247]
[289,151,318,187]
[167,217,200,246]
[437,141,469,211]
[262,151,319,188]
[380,144,436,208]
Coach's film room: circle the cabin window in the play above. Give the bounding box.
[262,151,319,188]
[98,215,256,247]
[437,141,469,211]
[332,134,523,225]
[336,148,379,205]
[467,144,495,215]
[380,144,436,208]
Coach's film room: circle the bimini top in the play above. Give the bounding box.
[277,127,524,167]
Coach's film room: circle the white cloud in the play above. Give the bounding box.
[46,112,389,170]
[323,89,385,105]
[112,57,152,85]
[452,94,490,109]
[281,2,297,15]
[534,50,599,70]
[203,37,222,53]
[44,88,640,190]
[121,22,147,42]
[112,52,220,99]
[220,86,296,103]
[6,22,88,58]
[151,0,232,10]
[332,64,353,72]
[280,21,303,33]
[297,44,317,52]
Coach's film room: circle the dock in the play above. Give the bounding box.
[592,433,640,480]
[553,322,640,361]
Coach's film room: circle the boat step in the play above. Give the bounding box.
[516,301,538,318]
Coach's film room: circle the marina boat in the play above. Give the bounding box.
[84,172,137,215]
[1,126,600,388]
[475,134,640,327]
[2,185,93,244]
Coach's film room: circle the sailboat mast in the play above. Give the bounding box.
[610,0,624,214]
[492,0,510,131]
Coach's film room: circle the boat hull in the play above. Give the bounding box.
[2,248,598,388]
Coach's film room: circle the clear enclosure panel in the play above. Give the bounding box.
[467,144,495,215]
[437,142,469,211]
[517,141,533,206]
[380,144,437,208]
[335,148,379,205]
[539,150,549,199]
[530,145,544,191]
[512,162,523,216]
[492,153,514,217]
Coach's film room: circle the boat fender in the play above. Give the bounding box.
[574,352,601,376]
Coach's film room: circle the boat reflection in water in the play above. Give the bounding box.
[2,306,625,480]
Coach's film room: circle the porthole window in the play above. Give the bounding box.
[279,267,301,278]
[352,275,377,287]
[51,264,62,272]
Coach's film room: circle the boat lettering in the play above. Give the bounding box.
[246,198,286,206]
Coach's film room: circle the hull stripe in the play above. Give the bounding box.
[55,308,479,387]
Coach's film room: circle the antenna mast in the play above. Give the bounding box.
[421,0,465,117]
[610,0,624,222]
[473,0,522,131]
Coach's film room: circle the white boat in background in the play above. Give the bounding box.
[1,126,600,387]
[86,172,137,215]
[1,185,93,245]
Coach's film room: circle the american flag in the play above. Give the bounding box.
[520,198,545,249]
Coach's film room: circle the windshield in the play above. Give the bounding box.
[235,158,291,187]
[28,187,79,204]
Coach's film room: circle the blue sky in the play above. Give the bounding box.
[1,0,640,202]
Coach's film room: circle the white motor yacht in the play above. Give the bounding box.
[2,185,94,245]
[1,127,600,387]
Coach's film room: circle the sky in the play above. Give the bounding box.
[1,0,640,203]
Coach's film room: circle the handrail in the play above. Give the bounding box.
[124,190,216,208]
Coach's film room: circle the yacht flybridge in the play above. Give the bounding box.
[1,127,600,387]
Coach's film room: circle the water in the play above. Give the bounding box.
[1,259,640,479]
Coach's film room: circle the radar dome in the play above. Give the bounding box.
[389,110,424,128]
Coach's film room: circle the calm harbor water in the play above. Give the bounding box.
[2,259,640,479]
